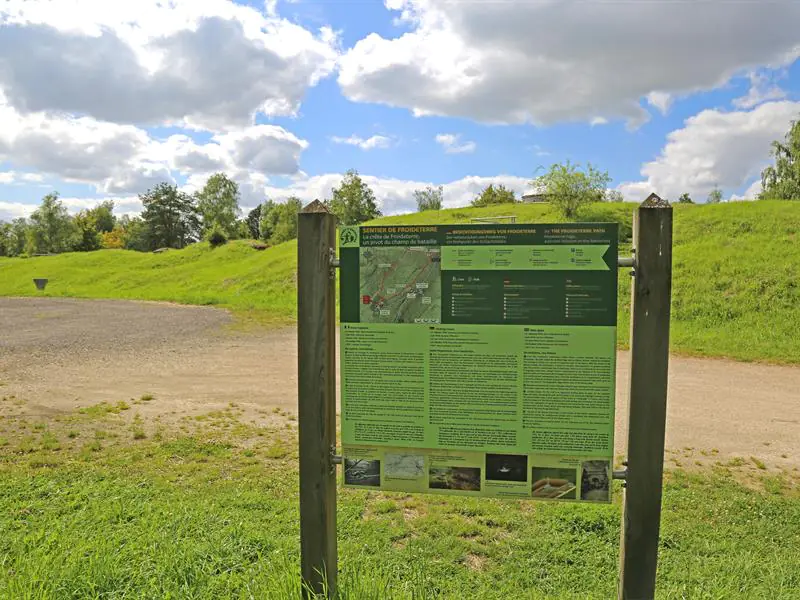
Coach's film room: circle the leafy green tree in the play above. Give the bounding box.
[414,185,444,211]
[195,173,241,237]
[269,197,303,244]
[328,170,381,225]
[531,161,610,219]
[88,200,116,233]
[0,220,28,257]
[677,193,694,204]
[760,119,800,200]
[246,205,262,239]
[707,187,723,204]
[72,210,102,252]
[259,200,277,242]
[9,218,29,256]
[470,184,517,207]
[117,215,150,252]
[0,222,12,256]
[27,192,78,254]
[139,183,200,250]
[259,198,302,244]
[235,219,250,239]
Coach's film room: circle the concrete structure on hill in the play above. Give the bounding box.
[521,192,549,203]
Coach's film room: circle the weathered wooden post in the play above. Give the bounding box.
[297,200,337,598]
[618,193,673,600]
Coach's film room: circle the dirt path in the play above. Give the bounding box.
[2,298,798,468]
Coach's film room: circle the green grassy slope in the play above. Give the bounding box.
[1,200,798,362]
[0,238,298,325]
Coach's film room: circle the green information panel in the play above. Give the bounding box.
[339,224,618,502]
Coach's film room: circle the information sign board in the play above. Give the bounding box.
[339,223,618,502]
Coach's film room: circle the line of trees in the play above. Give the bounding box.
[0,169,387,256]
[0,173,248,257]
[412,162,615,218]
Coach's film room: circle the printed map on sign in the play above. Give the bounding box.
[359,246,442,323]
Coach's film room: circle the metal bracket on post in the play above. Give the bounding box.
[331,448,343,466]
[617,256,635,268]
[618,253,636,277]
[329,248,340,279]
[612,468,628,480]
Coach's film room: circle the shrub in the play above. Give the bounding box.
[207,226,228,248]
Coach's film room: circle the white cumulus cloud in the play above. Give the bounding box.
[338,0,800,126]
[732,71,787,109]
[0,0,339,130]
[617,100,800,202]
[0,100,309,195]
[435,134,476,154]
[330,135,392,150]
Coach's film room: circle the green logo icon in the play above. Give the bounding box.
[340,227,358,247]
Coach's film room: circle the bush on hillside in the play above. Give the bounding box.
[207,226,228,248]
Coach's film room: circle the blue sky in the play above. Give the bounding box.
[1,0,799,219]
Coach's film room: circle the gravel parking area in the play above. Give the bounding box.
[2,297,799,468]
[0,297,295,421]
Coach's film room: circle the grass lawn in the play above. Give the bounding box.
[1,200,800,362]
[1,400,799,599]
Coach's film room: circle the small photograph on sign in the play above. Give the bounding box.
[485,454,528,482]
[385,453,425,480]
[580,460,610,502]
[344,458,381,487]
[532,467,577,500]
[429,467,481,491]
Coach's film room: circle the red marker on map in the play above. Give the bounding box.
[362,295,371,305]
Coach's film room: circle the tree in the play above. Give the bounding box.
[195,173,241,237]
[327,170,381,225]
[235,219,251,240]
[259,200,277,242]
[0,222,12,257]
[259,197,302,244]
[116,215,150,252]
[88,200,116,233]
[246,205,262,239]
[0,219,29,257]
[269,197,303,244]
[471,184,516,207]
[100,227,126,249]
[414,185,444,211]
[606,190,624,203]
[27,192,77,254]
[10,218,29,256]
[760,119,800,200]
[139,183,200,250]
[72,210,102,252]
[707,187,723,204]
[677,193,694,204]
[531,161,610,219]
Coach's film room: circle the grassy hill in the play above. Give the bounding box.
[1,200,798,363]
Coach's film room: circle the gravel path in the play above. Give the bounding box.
[2,297,798,468]
[2,297,231,361]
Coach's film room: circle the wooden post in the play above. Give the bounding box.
[618,193,673,600]
[297,200,337,598]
